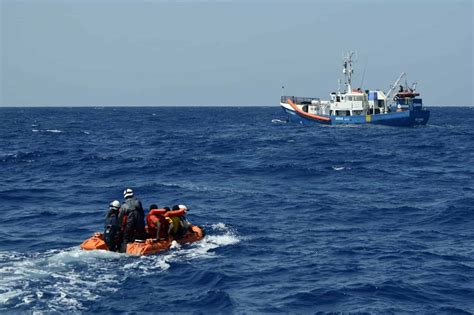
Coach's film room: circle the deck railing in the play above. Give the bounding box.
[281,96,320,104]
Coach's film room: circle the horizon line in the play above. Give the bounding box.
[1,104,472,108]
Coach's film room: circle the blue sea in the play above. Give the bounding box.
[0,106,473,314]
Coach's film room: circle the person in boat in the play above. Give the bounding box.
[103,200,122,252]
[169,204,191,239]
[146,204,172,240]
[118,188,146,252]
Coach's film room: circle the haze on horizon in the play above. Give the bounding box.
[1,0,473,107]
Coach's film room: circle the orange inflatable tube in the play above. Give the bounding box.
[80,225,205,256]
[80,232,109,251]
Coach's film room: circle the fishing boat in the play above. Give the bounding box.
[280,52,430,126]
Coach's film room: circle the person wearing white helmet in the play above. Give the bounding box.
[118,188,146,252]
[105,200,121,219]
[103,200,122,252]
[123,188,134,199]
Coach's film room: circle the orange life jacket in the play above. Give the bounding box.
[146,209,167,239]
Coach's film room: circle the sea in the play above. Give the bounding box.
[0,106,473,314]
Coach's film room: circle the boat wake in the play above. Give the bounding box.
[0,223,239,312]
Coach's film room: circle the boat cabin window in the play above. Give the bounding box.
[336,96,340,102]
[349,96,364,101]
[336,110,351,116]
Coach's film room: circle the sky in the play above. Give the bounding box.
[1,0,473,106]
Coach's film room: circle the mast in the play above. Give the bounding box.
[342,51,355,93]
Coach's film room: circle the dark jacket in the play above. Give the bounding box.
[104,209,122,252]
[119,197,146,243]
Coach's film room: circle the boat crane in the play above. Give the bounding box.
[385,72,407,112]
[386,72,407,101]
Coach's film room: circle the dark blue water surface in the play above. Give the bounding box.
[0,106,473,314]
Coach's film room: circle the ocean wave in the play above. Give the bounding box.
[331,165,351,171]
[0,222,239,312]
[31,129,63,133]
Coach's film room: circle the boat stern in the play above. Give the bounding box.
[411,107,430,125]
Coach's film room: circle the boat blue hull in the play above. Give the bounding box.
[283,107,430,127]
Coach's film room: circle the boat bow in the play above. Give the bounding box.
[287,99,331,123]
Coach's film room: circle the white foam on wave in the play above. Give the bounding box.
[332,166,351,171]
[0,290,22,305]
[212,222,228,231]
[168,223,240,260]
[185,233,240,260]
[123,254,171,275]
[31,129,63,133]
[125,223,240,274]
[0,248,123,312]
[170,240,181,250]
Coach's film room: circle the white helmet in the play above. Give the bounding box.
[178,204,187,211]
[109,200,121,210]
[123,188,134,199]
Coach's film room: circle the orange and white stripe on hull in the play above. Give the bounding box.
[287,99,331,122]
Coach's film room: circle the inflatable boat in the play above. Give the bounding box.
[80,225,205,255]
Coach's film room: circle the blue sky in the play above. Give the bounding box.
[1,0,472,106]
